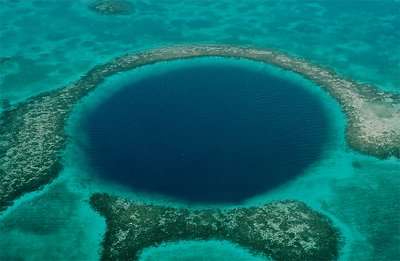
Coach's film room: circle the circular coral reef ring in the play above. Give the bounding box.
[88,0,134,15]
[0,44,399,213]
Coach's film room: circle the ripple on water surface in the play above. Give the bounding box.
[80,63,331,204]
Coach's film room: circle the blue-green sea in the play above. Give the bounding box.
[0,1,399,260]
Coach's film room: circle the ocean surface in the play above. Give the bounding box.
[0,1,399,260]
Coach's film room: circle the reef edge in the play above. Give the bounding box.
[90,193,341,261]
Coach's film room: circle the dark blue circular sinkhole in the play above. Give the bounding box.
[81,63,330,203]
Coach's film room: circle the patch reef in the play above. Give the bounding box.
[88,0,135,15]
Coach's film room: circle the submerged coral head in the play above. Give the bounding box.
[88,0,134,15]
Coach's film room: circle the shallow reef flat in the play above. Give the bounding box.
[1,44,399,212]
[0,89,72,211]
[90,193,340,261]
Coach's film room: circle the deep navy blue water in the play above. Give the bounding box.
[82,64,330,203]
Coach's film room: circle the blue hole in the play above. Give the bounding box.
[81,63,330,203]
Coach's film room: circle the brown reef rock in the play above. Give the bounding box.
[90,193,341,261]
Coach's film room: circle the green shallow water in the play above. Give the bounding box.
[0,1,399,260]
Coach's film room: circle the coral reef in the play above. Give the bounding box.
[90,193,340,261]
[88,0,134,15]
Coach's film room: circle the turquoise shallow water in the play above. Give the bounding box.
[1,0,399,105]
[0,1,399,260]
